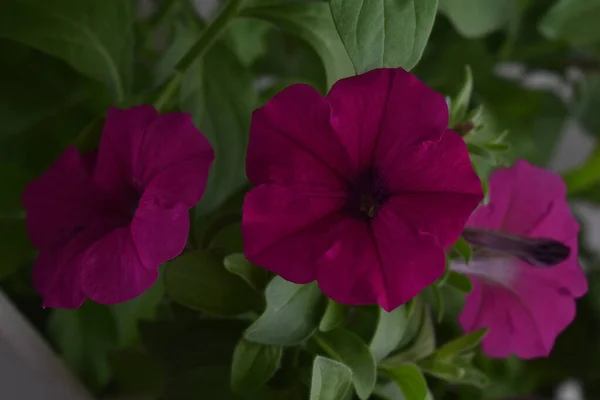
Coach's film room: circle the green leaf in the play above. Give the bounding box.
[242,2,355,89]
[0,217,34,279]
[446,271,473,293]
[164,250,263,316]
[309,356,354,400]
[315,328,377,400]
[418,358,464,381]
[224,253,270,291]
[108,349,164,396]
[319,299,347,332]
[452,237,472,264]
[0,0,133,101]
[245,277,325,345]
[140,320,283,399]
[449,65,473,127]
[231,339,282,393]
[183,42,258,215]
[382,363,428,400]
[564,146,600,195]
[225,17,271,66]
[370,306,408,363]
[48,302,118,389]
[382,300,435,365]
[433,328,488,361]
[574,74,600,137]
[329,0,438,72]
[539,0,600,46]
[0,40,86,140]
[439,0,513,38]
[110,276,165,347]
[430,285,444,323]
[418,359,489,389]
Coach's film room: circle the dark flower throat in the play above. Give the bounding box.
[348,169,390,220]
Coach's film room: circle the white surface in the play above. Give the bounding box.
[0,291,93,400]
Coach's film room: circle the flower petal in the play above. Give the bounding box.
[93,105,158,200]
[242,185,346,283]
[380,129,482,197]
[316,218,389,308]
[247,84,353,193]
[470,160,569,235]
[371,204,447,311]
[135,112,214,203]
[131,196,190,269]
[385,192,482,248]
[80,227,159,304]
[22,146,112,250]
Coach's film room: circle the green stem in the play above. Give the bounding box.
[151,0,245,111]
[153,72,183,111]
[175,0,246,74]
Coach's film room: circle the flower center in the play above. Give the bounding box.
[348,169,389,220]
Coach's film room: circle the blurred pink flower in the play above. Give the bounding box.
[23,106,214,308]
[455,160,588,359]
[242,68,483,311]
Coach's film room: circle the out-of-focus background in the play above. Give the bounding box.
[2,0,600,399]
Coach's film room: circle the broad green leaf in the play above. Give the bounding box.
[539,0,600,46]
[439,0,513,38]
[225,17,271,66]
[319,299,347,332]
[48,302,118,389]
[346,305,380,343]
[182,42,258,215]
[315,328,377,399]
[164,250,263,316]
[224,253,270,291]
[245,277,324,345]
[433,328,488,361]
[449,66,473,127]
[241,2,355,89]
[310,356,353,400]
[0,40,86,140]
[382,363,428,400]
[446,271,473,293]
[231,339,282,393]
[382,300,435,365]
[329,0,438,72]
[370,306,408,363]
[0,0,133,101]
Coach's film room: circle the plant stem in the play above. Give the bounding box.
[175,0,246,74]
[151,0,246,111]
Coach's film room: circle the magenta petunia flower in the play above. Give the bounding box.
[454,160,588,359]
[23,106,214,308]
[242,68,483,311]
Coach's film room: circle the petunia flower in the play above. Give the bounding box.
[242,68,483,311]
[23,106,214,308]
[454,160,588,359]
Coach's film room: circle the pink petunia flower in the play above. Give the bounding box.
[23,106,214,308]
[242,68,483,311]
[454,160,588,359]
